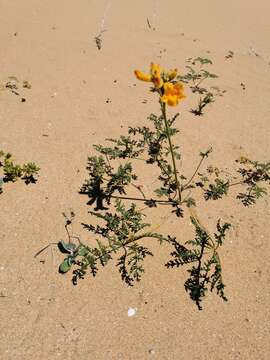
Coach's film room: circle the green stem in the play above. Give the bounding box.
[110,195,174,204]
[183,155,205,190]
[161,102,182,203]
[80,232,164,265]
[80,191,176,205]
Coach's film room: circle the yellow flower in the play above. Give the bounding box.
[134,62,163,89]
[134,70,152,82]
[150,63,161,77]
[161,82,185,106]
[134,63,185,106]
[167,68,178,80]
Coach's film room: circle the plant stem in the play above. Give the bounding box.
[161,102,182,203]
[110,194,175,205]
[80,231,164,265]
[79,190,177,205]
[229,180,244,187]
[183,156,205,190]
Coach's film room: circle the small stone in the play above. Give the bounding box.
[23,80,31,89]
[127,307,137,317]
[0,291,7,298]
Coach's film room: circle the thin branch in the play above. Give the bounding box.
[131,183,146,199]
[183,155,206,190]
[79,190,177,205]
[228,180,244,187]
[80,231,164,266]
[111,194,175,205]
[161,102,182,202]
[34,243,58,258]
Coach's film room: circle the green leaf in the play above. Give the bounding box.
[185,197,196,208]
[58,241,77,254]
[59,258,72,273]
[77,246,89,257]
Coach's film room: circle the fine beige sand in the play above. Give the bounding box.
[1,1,270,359]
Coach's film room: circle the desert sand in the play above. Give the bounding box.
[1,0,270,359]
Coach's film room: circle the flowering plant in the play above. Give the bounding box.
[135,62,185,106]
[54,60,269,310]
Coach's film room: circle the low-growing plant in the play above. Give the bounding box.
[178,57,225,115]
[0,150,39,194]
[51,60,269,310]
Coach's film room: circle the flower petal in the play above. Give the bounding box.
[150,63,162,77]
[167,68,178,80]
[152,76,163,89]
[161,82,185,106]
[134,70,152,82]
[163,82,173,92]
[161,94,178,106]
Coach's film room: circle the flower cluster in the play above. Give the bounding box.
[134,63,185,106]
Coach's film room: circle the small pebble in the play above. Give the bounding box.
[127,307,137,317]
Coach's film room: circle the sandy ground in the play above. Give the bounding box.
[1,0,270,359]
